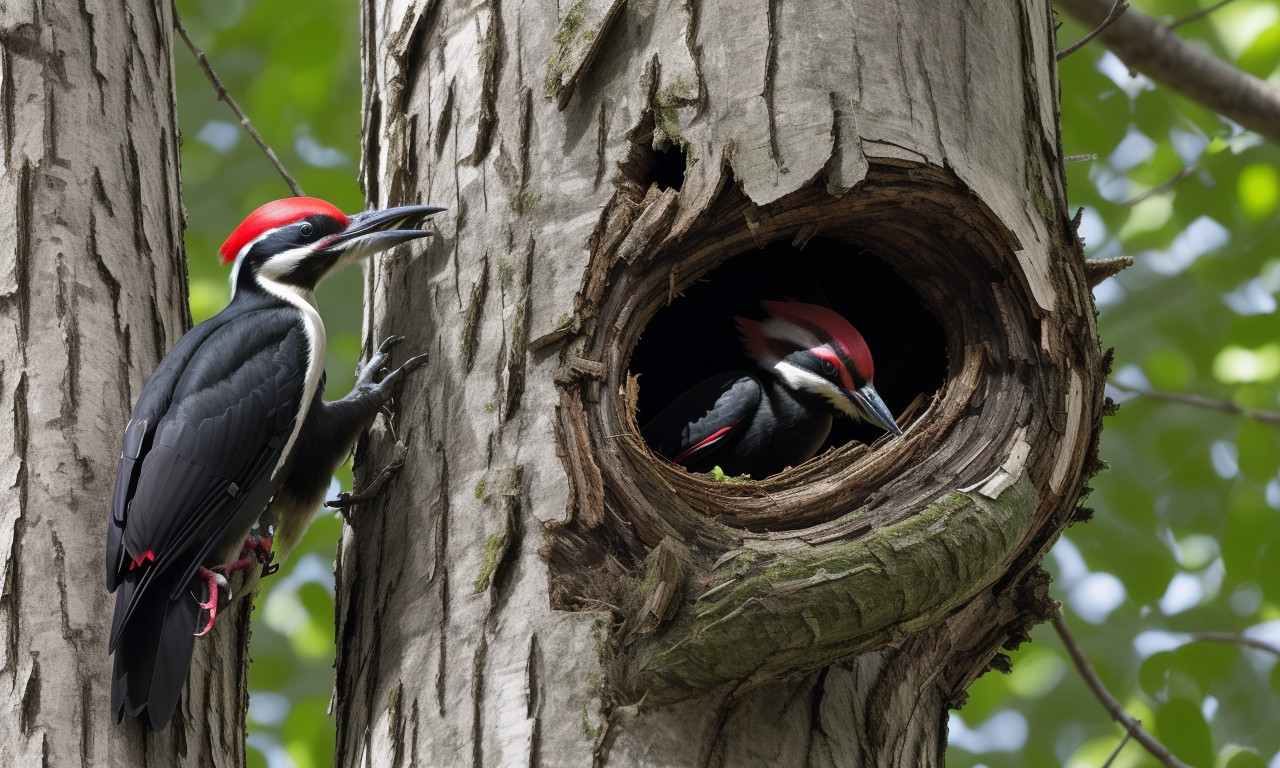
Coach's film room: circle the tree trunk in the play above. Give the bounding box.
[0,2,248,764]
[340,1,1099,766]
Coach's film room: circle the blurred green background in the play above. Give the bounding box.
[175,1,362,765]
[172,1,1280,766]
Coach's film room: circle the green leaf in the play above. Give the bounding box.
[1238,163,1280,221]
[1155,698,1213,768]
[1139,651,1175,699]
[1234,419,1280,482]
[1218,745,1268,768]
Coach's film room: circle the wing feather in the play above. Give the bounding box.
[641,372,762,470]
[107,306,311,646]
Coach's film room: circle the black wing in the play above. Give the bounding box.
[641,372,761,471]
[107,305,310,647]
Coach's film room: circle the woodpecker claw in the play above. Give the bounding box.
[354,337,428,404]
[193,536,278,636]
[195,568,230,637]
[377,334,406,354]
[324,439,409,511]
[376,354,429,395]
[356,336,407,389]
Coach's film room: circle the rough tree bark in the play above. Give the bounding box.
[338,0,1101,766]
[0,2,250,765]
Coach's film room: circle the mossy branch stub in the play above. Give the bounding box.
[619,474,1039,702]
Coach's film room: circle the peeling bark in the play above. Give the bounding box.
[343,0,1101,765]
[0,2,248,765]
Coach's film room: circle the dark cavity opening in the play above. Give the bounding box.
[628,139,686,193]
[630,237,947,475]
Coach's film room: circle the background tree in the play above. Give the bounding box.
[0,1,255,765]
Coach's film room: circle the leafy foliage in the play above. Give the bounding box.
[950,2,1280,766]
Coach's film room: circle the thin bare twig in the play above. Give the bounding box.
[1058,0,1130,61]
[1109,381,1280,427]
[1118,165,1197,207]
[1169,0,1239,30]
[1052,611,1193,768]
[1101,730,1134,768]
[1187,631,1280,658]
[1064,153,1099,163]
[172,10,305,197]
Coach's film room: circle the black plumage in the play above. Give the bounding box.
[107,300,307,729]
[641,371,833,478]
[641,301,902,479]
[105,198,441,731]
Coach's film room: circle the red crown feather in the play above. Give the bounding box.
[218,197,348,264]
[758,300,875,379]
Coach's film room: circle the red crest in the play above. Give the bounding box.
[218,197,348,264]
[759,300,875,379]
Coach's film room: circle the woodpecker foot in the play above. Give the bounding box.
[325,439,409,511]
[354,335,404,388]
[194,567,230,637]
[244,535,279,577]
[355,335,428,402]
[193,537,278,635]
[325,338,425,520]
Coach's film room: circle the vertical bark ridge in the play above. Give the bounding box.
[0,1,254,762]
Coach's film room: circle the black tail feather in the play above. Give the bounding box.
[110,570,200,730]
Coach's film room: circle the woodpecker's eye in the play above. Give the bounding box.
[299,222,314,238]
[821,359,837,377]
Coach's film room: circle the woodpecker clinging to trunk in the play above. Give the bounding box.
[642,300,902,478]
[105,197,443,730]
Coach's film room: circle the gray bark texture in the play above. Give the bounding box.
[340,0,1101,766]
[0,2,250,765]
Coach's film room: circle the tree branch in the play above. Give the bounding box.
[1168,0,1239,30]
[1056,0,1280,147]
[1118,165,1196,207]
[1052,611,1193,768]
[1057,0,1129,61]
[1187,631,1280,658]
[172,9,306,197]
[1101,730,1134,768]
[1109,381,1280,427]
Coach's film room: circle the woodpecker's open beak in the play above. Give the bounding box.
[320,204,446,259]
[851,382,903,437]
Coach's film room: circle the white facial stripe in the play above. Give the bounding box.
[227,227,328,479]
[772,360,863,419]
[256,245,317,282]
[228,230,273,297]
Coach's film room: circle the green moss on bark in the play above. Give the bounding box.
[624,474,1039,700]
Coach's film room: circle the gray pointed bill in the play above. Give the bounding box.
[320,204,447,259]
[852,381,903,437]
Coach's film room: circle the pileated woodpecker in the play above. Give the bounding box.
[105,197,443,730]
[642,300,902,478]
